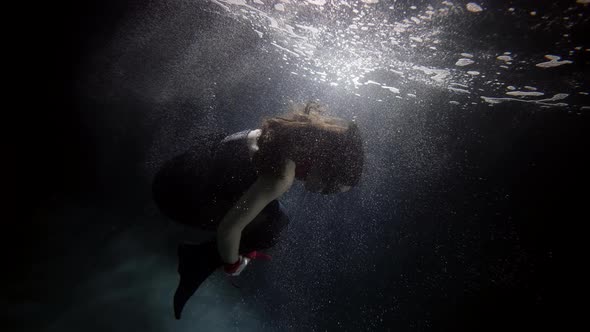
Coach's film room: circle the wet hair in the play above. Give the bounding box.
[252,101,364,191]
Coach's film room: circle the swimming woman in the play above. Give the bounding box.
[152,101,364,318]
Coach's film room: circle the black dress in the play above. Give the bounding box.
[151,130,290,319]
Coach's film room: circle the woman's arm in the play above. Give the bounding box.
[216,159,295,264]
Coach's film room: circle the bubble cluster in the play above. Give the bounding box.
[210,0,586,110]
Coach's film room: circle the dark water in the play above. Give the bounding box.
[13,0,589,331]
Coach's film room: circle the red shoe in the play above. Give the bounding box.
[244,250,272,261]
[223,251,272,277]
[223,256,250,276]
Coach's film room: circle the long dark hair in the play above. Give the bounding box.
[252,101,364,189]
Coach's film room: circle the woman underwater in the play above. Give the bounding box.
[152,101,364,318]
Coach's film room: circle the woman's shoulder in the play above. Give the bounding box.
[256,159,295,196]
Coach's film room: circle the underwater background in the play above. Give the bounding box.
[13,0,589,331]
